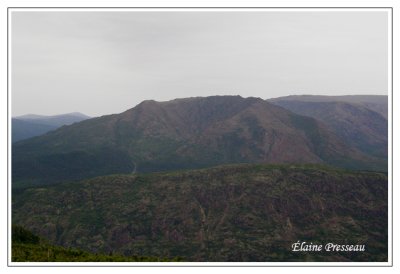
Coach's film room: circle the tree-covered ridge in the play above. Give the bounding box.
[13,164,388,262]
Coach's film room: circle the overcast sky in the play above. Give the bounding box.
[11,10,389,117]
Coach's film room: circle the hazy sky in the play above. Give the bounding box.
[11,10,389,117]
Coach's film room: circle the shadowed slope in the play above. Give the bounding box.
[269,100,388,158]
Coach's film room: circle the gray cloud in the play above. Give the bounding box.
[11,10,389,117]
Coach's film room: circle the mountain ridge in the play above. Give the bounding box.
[269,100,388,158]
[15,112,90,120]
[12,95,383,188]
[12,112,91,143]
[268,95,388,119]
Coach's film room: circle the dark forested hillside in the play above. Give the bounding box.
[12,164,388,262]
[12,225,181,262]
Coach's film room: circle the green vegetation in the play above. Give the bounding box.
[12,225,182,262]
[12,224,40,245]
[13,163,388,262]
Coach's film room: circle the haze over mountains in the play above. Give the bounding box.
[12,95,387,188]
[12,112,90,143]
[268,95,388,159]
[269,95,388,119]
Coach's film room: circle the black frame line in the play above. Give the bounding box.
[6,6,394,267]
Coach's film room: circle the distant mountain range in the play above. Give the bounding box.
[12,95,387,188]
[12,112,90,143]
[269,95,388,119]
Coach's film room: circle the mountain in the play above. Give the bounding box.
[12,112,91,143]
[12,119,58,143]
[269,95,388,119]
[15,112,91,127]
[268,100,388,158]
[12,164,388,262]
[12,96,383,188]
